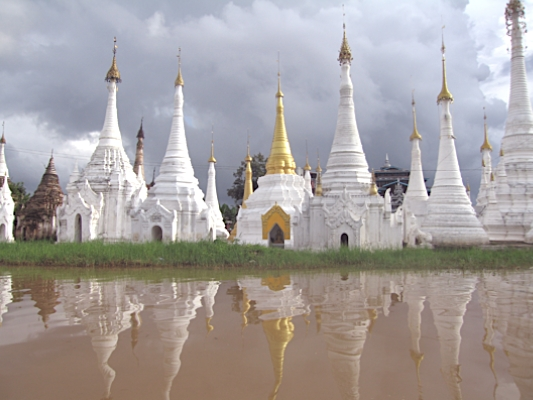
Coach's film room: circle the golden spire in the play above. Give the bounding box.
[500,147,504,157]
[369,169,379,196]
[491,172,495,181]
[0,122,5,144]
[304,140,311,171]
[338,6,353,65]
[208,125,216,163]
[437,29,453,104]
[105,37,121,83]
[175,47,184,87]
[242,135,253,208]
[480,109,493,151]
[266,54,296,175]
[410,91,422,141]
[315,151,323,196]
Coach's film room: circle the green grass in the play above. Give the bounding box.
[0,240,532,273]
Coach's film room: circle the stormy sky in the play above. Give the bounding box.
[1,0,532,205]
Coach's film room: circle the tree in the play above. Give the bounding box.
[8,181,30,215]
[227,153,267,205]
[220,203,238,227]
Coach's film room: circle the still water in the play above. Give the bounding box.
[0,269,532,400]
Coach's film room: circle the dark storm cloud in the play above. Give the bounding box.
[0,0,521,205]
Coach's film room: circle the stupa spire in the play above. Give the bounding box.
[315,151,323,196]
[265,54,296,175]
[404,93,428,203]
[422,39,488,246]
[480,110,492,152]
[175,47,184,87]
[98,37,124,148]
[323,20,371,193]
[437,31,453,104]
[205,128,228,239]
[105,37,121,83]
[0,122,9,184]
[156,50,197,184]
[133,118,145,181]
[243,136,253,208]
[303,140,313,195]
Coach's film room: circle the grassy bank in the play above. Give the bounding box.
[0,240,533,271]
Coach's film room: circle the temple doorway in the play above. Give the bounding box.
[74,214,82,243]
[152,225,163,241]
[341,233,349,247]
[0,224,5,241]
[269,224,285,249]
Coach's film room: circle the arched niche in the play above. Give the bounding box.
[151,225,163,241]
[261,204,290,241]
[341,233,349,247]
[269,223,285,249]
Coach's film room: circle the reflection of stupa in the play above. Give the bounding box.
[427,273,477,400]
[143,280,212,400]
[404,273,427,400]
[0,274,12,327]
[239,275,306,399]
[199,280,220,334]
[25,277,60,329]
[61,280,144,400]
[494,272,533,399]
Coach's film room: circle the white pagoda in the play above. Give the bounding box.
[57,38,146,242]
[131,53,215,242]
[0,129,14,243]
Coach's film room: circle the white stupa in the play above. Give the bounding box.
[308,25,402,250]
[0,129,14,243]
[131,52,213,242]
[421,38,489,246]
[321,26,372,195]
[57,38,146,242]
[477,1,533,243]
[205,138,229,239]
[234,67,310,248]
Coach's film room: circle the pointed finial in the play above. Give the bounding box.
[175,47,184,86]
[369,169,379,196]
[105,37,121,83]
[315,149,323,197]
[136,117,145,139]
[208,125,216,163]
[245,132,252,162]
[437,26,453,103]
[338,9,353,65]
[0,121,5,144]
[304,139,311,171]
[506,0,526,36]
[481,107,493,151]
[410,90,422,141]
[276,51,283,98]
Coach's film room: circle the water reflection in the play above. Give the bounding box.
[0,270,532,400]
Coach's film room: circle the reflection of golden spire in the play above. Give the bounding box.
[369,170,379,196]
[205,317,214,335]
[130,311,142,352]
[241,287,251,332]
[480,110,493,151]
[315,152,323,196]
[261,275,291,291]
[175,47,184,87]
[105,37,121,83]
[437,30,453,104]
[208,126,217,163]
[367,309,378,333]
[242,135,253,209]
[262,314,295,400]
[410,349,425,400]
[410,91,423,141]
[314,304,322,333]
[266,54,296,175]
